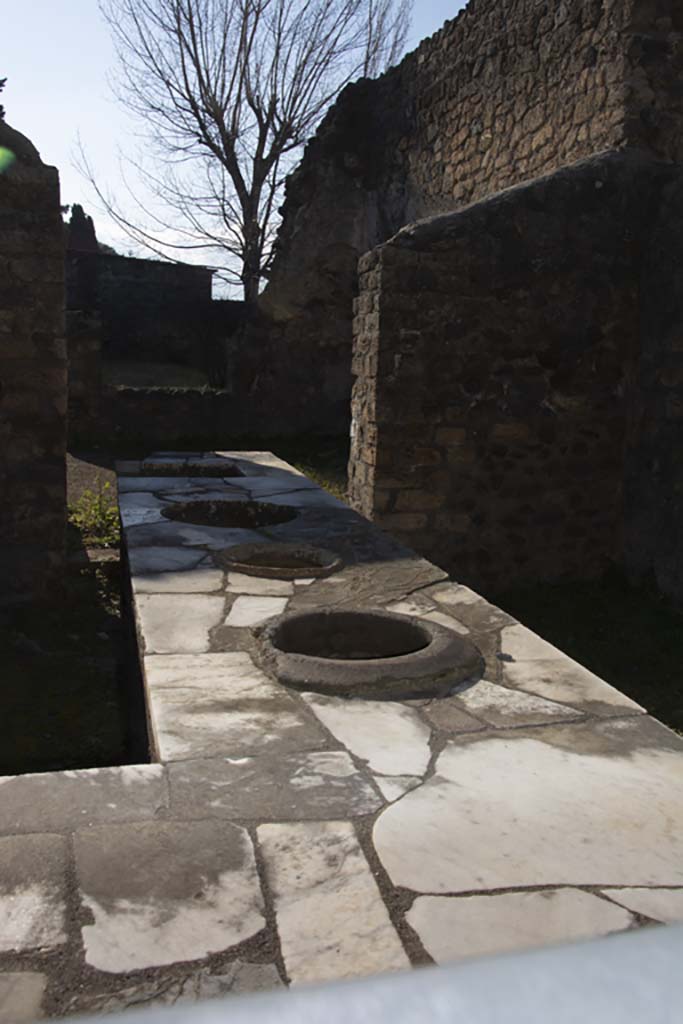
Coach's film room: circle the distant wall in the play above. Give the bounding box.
[348,150,680,594]
[251,0,683,433]
[0,122,67,605]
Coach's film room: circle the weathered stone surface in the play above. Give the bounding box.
[0,765,166,834]
[224,596,289,627]
[68,962,283,1015]
[133,563,224,595]
[374,776,422,802]
[0,835,67,953]
[500,625,644,715]
[136,594,225,654]
[453,679,583,728]
[118,493,167,527]
[144,653,326,761]
[75,820,265,972]
[422,699,487,735]
[128,547,207,574]
[302,694,431,777]
[374,718,683,893]
[168,751,381,820]
[258,822,409,983]
[601,888,683,924]
[0,973,47,1023]
[407,890,634,963]
[126,520,262,550]
[226,573,294,597]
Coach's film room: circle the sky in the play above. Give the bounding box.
[4,1,466,254]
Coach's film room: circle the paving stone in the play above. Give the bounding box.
[0,973,47,1022]
[226,573,294,597]
[119,476,200,492]
[68,962,283,1014]
[425,583,515,632]
[160,489,247,504]
[374,718,683,893]
[422,610,470,636]
[75,820,265,972]
[258,822,409,984]
[407,890,634,963]
[0,835,67,953]
[119,493,168,527]
[128,547,207,574]
[144,653,327,761]
[136,593,225,654]
[374,776,423,802]
[453,679,584,727]
[386,597,437,618]
[302,693,432,776]
[169,751,381,820]
[133,563,224,595]
[500,625,643,715]
[422,699,487,734]
[601,887,683,923]
[0,765,167,834]
[126,520,263,550]
[224,595,289,627]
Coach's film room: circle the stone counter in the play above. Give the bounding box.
[1,452,682,1020]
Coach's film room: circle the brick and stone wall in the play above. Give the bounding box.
[348,150,682,596]
[0,122,67,606]
[250,0,683,434]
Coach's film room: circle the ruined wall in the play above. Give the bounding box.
[66,253,218,368]
[622,171,683,600]
[349,150,677,593]
[252,0,683,433]
[0,123,67,605]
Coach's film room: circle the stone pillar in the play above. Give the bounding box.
[0,122,67,606]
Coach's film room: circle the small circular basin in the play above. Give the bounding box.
[162,500,297,529]
[214,542,343,580]
[259,608,483,700]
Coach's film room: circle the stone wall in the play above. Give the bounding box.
[66,310,102,430]
[348,150,680,594]
[0,122,67,606]
[252,0,683,434]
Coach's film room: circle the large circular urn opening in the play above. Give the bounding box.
[214,542,343,580]
[162,500,298,529]
[259,608,483,700]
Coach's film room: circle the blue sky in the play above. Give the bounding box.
[5,1,465,250]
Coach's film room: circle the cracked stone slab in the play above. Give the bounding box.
[374,717,683,893]
[75,820,265,972]
[302,693,432,776]
[119,493,168,527]
[126,520,263,550]
[225,573,294,597]
[601,888,683,923]
[119,476,211,493]
[287,558,448,612]
[425,583,515,632]
[500,625,644,716]
[136,593,225,654]
[258,821,410,984]
[0,835,68,953]
[452,679,584,728]
[421,698,487,734]
[144,653,327,761]
[407,890,634,963]
[168,751,381,820]
[67,962,283,1015]
[224,595,289,627]
[374,776,422,802]
[0,765,167,835]
[0,973,47,1023]
[132,562,224,595]
[128,547,207,575]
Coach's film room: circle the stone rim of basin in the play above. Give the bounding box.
[258,608,484,700]
[161,499,298,529]
[214,542,344,580]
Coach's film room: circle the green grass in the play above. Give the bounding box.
[491,570,683,732]
[68,480,121,548]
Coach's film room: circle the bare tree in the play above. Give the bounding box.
[89,0,412,301]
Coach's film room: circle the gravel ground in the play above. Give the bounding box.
[67,452,118,505]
